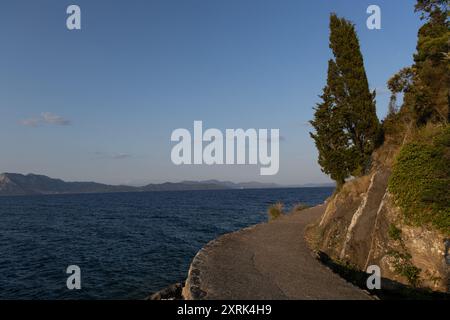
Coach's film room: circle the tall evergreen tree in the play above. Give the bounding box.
[310,14,380,185]
[328,14,381,172]
[310,61,355,187]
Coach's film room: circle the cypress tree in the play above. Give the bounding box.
[311,14,380,185]
[328,14,380,173]
[310,60,355,187]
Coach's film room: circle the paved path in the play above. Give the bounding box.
[183,205,371,300]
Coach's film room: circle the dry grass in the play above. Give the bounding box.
[267,202,284,221]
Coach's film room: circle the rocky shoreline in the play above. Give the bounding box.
[146,282,184,300]
[149,205,371,300]
[182,224,260,300]
[148,197,449,300]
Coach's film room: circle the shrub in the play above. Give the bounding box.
[268,202,284,221]
[382,111,405,142]
[388,224,402,241]
[388,125,450,234]
[388,251,422,287]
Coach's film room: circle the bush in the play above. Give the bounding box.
[382,111,405,141]
[388,251,422,287]
[388,125,450,234]
[388,224,402,241]
[268,202,284,221]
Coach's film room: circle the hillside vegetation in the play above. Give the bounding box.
[389,125,450,234]
[309,0,449,294]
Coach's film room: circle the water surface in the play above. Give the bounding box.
[0,187,333,299]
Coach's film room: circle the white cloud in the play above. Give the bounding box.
[41,112,71,126]
[20,118,41,127]
[19,112,71,127]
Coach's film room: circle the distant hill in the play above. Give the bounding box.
[0,173,136,196]
[0,173,334,196]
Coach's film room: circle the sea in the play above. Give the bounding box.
[0,187,333,299]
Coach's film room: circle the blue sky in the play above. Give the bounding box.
[0,0,422,185]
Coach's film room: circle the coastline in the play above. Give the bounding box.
[182,224,260,300]
[179,204,370,300]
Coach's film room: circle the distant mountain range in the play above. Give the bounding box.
[0,173,334,196]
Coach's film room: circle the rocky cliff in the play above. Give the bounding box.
[308,136,449,293]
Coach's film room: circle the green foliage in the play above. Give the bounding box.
[387,67,415,94]
[388,250,422,287]
[328,14,381,163]
[388,125,450,234]
[268,202,284,221]
[310,66,355,187]
[414,0,449,20]
[387,95,399,116]
[388,224,402,241]
[382,111,406,140]
[310,14,381,186]
[388,1,449,124]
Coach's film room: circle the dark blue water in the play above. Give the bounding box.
[0,187,333,299]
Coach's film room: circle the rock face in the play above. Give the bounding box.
[0,173,25,196]
[147,283,184,300]
[308,145,449,293]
